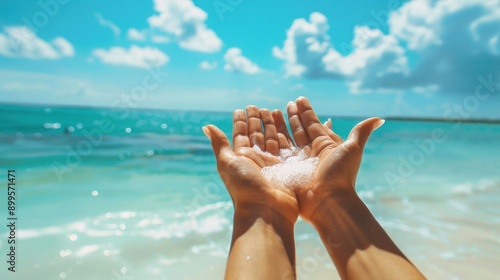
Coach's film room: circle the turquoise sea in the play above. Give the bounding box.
[1,103,500,279]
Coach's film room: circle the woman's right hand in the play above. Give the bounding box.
[204,106,299,224]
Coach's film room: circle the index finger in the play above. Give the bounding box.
[287,101,310,147]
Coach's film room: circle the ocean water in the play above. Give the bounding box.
[0,103,499,279]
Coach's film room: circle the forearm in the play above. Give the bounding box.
[310,191,425,280]
[225,206,296,280]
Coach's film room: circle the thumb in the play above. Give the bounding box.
[347,117,385,150]
[202,125,232,161]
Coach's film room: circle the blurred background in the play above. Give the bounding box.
[1,0,499,279]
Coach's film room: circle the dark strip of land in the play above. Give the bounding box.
[385,116,500,124]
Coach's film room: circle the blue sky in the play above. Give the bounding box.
[0,0,499,118]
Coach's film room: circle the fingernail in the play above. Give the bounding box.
[202,126,211,139]
[296,96,306,102]
[327,118,332,129]
[373,119,385,131]
[287,101,294,107]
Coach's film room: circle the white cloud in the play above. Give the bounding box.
[151,35,170,43]
[389,0,440,50]
[274,1,500,94]
[289,83,304,91]
[95,13,121,36]
[0,26,74,59]
[388,0,500,93]
[224,48,260,74]
[390,0,500,52]
[0,70,124,106]
[273,13,408,92]
[127,28,147,41]
[52,37,74,57]
[145,0,222,52]
[127,28,170,43]
[324,26,409,92]
[199,60,217,70]
[273,12,332,77]
[92,45,169,68]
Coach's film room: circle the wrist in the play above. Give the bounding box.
[305,189,360,226]
[233,189,299,225]
[298,180,357,222]
[234,202,296,228]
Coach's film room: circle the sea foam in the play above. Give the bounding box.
[253,145,319,189]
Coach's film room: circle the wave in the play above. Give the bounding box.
[15,202,233,242]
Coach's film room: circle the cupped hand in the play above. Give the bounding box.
[203,106,299,223]
[272,97,384,222]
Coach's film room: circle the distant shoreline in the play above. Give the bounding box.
[1,101,499,124]
[384,116,500,124]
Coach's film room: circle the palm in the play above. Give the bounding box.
[225,149,276,189]
[223,147,294,200]
[312,141,363,194]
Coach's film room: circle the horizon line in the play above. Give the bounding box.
[1,101,500,124]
